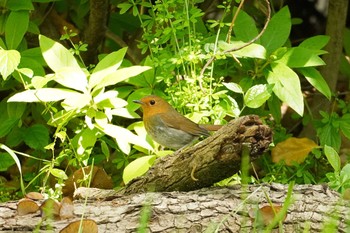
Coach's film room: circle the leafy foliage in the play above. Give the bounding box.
[0,0,348,203]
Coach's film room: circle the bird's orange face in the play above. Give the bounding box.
[133,95,173,118]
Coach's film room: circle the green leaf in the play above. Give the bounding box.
[0,49,20,80]
[73,128,98,156]
[123,155,156,184]
[101,140,110,160]
[118,3,133,14]
[89,47,128,89]
[8,88,81,103]
[267,62,304,116]
[223,82,243,93]
[39,35,80,72]
[53,67,88,92]
[5,11,29,49]
[260,6,291,54]
[219,41,266,59]
[299,35,330,50]
[324,145,340,173]
[0,118,19,137]
[276,47,325,67]
[6,0,34,10]
[317,123,341,151]
[93,66,152,91]
[0,152,16,171]
[298,67,331,99]
[50,168,68,180]
[340,114,350,140]
[233,8,259,42]
[244,84,272,108]
[23,124,49,150]
[7,102,26,119]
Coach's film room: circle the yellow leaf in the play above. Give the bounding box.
[272,137,318,166]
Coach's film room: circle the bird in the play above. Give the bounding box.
[133,95,221,150]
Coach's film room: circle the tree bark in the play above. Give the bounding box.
[0,184,347,232]
[82,0,109,65]
[122,115,272,194]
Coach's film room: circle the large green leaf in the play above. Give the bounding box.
[8,88,81,103]
[123,155,156,184]
[0,118,19,137]
[299,35,330,50]
[7,102,26,119]
[93,66,152,91]
[23,124,49,150]
[233,8,259,42]
[6,0,34,10]
[5,11,29,49]
[276,47,325,67]
[39,35,80,72]
[260,6,291,54]
[0,49,20,80]
[298,67,331,100]
[89,47,128,89]
[267,62,303,116]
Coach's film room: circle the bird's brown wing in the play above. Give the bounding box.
[158,111,210,137]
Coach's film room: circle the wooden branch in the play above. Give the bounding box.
[122,115,272,194]
[1,184,347,232]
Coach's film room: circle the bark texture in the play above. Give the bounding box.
[0,184,348,232]
[122,115,272,194]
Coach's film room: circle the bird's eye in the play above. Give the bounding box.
[149,100,156,105]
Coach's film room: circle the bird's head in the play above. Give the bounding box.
[133,95,174,117]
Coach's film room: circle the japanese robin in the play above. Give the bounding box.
[133,95,221,150]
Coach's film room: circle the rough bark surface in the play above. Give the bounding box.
[0,184,348,232]
[123,115,272,194]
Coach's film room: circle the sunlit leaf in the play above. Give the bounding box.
[53,67,88,92]
[8,88,81,103]
[0,49,20,80]
[272,137,318,165]
[223,82,243,94]
[89,47,128,89]
[123,155,156,184]
[100,123,153,154]
[93,66,152,91]
[39,35,80,72]
[244,84,272,108]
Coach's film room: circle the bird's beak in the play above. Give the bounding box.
[133,99,143,105]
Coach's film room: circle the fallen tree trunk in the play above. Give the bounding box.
[0,184,348,232]
[123,115,273,194]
